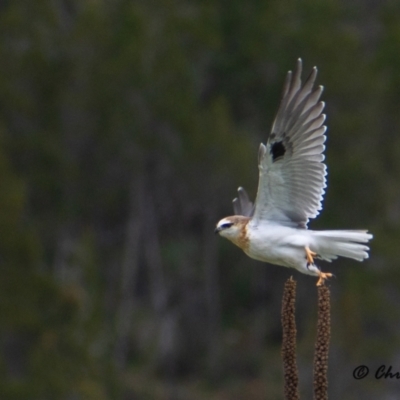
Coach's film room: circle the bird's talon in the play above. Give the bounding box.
[305,246,317,265]
[316,272,333,286]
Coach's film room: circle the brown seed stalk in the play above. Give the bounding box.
[281,276,300,400]
[313,284,331,400]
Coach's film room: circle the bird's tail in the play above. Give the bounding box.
[312,230,372,262]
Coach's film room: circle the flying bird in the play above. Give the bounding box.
[215,59,372,286]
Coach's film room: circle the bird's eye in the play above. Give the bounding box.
[221,222,233,229]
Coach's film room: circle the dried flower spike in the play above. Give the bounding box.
[313,284,331,400]
[281,277,300,400]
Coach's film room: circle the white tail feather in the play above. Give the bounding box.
[312,230,372,262]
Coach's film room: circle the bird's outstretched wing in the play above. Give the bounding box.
[233,187,254,217]
[251,59,327,228]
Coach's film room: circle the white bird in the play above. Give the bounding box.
[215,59,372,286]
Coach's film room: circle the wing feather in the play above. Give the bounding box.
[232,187,254,217]
[251,59,327,228]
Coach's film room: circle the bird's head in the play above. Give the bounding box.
[214,216,250,244]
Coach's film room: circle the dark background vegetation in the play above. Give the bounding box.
[0,0,399,399]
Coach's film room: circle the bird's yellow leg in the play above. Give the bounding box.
[304,246,332,285]
[305,246,317,265]
[316,272,333,286]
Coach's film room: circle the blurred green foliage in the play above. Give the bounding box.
[0,0,399,399]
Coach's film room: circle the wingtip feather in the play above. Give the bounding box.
[258,143,266,165]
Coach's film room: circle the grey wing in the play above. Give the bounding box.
[251,59,327,228]
[233,187,254,217]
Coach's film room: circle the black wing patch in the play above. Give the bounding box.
[270,140,286,161]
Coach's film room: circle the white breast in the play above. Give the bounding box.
[244,224,311,268]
